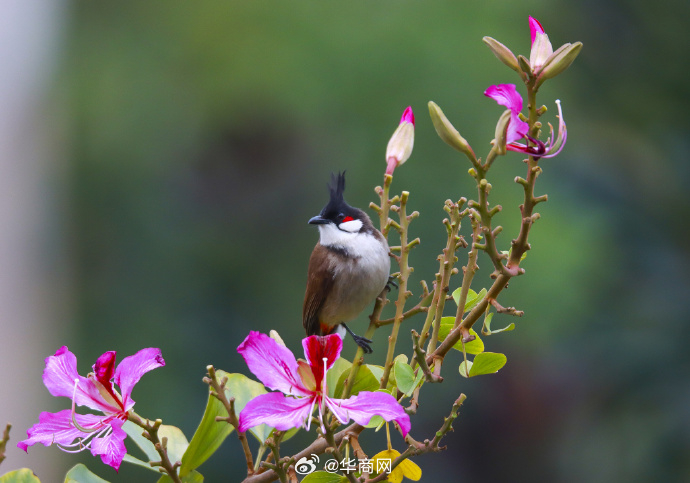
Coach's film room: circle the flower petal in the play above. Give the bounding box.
[17,410,105,451]
[484,84,523,112]
[113,348,165,409]
[93,351,117,387]
[325,392,411,437]
[302,334,343,391]
[238,392,314,433]
[238,332,309,396]
[507,111,529,144]
[90,418,127,471]
[42,347,117,413]
[529,16,545,45]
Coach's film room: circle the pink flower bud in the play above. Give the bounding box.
[385,106,415,175]
[529,16,553,72]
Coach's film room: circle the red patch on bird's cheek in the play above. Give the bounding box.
[342,216,354,223]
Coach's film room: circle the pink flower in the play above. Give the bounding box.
[386,106,415,175]
[237,332,411,436]
[18,346,165,471]
[485,84,567,159]
[529,16,553,71]
[484,84,529,144]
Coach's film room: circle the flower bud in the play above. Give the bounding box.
[494,110,512,156]
[483,36,519,72]
[529,16,553,71]
[540,42,583,80]
[386,106,415,175]
[428,101,475,159]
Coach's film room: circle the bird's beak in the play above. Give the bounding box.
[308,215,329,225]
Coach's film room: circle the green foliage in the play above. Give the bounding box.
[482,312,515,335]
[438,322,484,355]
[0,469,41,483]
[158,471,203,483]
[451,288,487,313]
[300,471,348,482]
[64,464,108,483]
[459,352,507,378]
[180,371,266,476]
[327,358,351,397]
[393,359,420,397]
[334,364,379,398]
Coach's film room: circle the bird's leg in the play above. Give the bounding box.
[386,275,399,291]
[342,323,373,354]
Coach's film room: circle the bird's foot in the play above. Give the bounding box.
[352,334,373,354]
[342,323,373,354]
[386,275,399,291]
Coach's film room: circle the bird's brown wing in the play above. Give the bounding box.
[303,245,334,336]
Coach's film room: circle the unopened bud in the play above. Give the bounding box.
[483,36,519,72]
[494,110,512,155]
[270,330,286,347]
[385,106,415,175]
[428,101,475,159]
[540,42,583,80]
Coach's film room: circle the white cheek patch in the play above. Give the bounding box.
[338,219,363,233]
[318,223,354,247]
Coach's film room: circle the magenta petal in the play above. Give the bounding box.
[238,332,309,396]
[113,348,165,408]
[400,106,415,126]
[529,16,545,44]
[42,347,116,413]
[325,392,411,437]
[93,351,117,388]
[90,418,127,471]
[17,410,105,451]
[484,84,523,113]
[507,111,529,143]
[302,334,343,390]
[238,392,315,433]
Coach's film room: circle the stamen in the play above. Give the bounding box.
[70,379,95,433]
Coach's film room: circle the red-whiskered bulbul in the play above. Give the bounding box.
[303,172,390,353]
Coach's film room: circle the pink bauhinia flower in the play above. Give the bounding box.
[237,332,411,436]
[18,346,165,471]
[529,16,553,71]
[386,106,415,175]
[484,83,567,159]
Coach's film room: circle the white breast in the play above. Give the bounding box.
[317,224,391,325]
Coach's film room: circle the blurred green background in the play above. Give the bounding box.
[5,0,690,482]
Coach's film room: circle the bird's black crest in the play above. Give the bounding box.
[328,171,347,204]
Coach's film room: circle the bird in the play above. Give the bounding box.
[303,172,391,354]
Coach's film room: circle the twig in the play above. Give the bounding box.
[127,413,182,483]
[0,423,11,467]
[204,365,255,475]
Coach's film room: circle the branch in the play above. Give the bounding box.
[204,366,255,476]
[127,413,182,483]
[0,423,11,467]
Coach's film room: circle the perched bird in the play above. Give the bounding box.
[303,172,390,353]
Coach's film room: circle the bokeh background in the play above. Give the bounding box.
[2,1,689,482]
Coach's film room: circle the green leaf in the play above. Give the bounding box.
[327,358,351,397]
[459,360,473,378]
[180,372,267,476]
[438,319,484,355]
[64,464,109,483]
[469,353,507,376]
[122,454,159,473]
[484,312,516,335]
[123,420,159,462]
[451,287,487,313]
[365,364,384,385]
[334,364,379,398]
[0,469,41,483]
[159,424,189,468]
[122,421,187,469]
[393,360,416,396]
[300,471,348,482]
[157,471,203,483]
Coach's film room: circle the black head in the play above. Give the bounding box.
[308,172,366,229]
